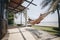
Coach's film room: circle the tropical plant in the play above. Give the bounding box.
[40,0,60,28]
[8,12,14,25]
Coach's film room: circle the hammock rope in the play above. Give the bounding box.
[28,13,50,25]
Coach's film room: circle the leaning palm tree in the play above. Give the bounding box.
[0,0,8,39]
[40,0,60,28]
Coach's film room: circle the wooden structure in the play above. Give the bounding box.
[7,0,37,26]
[7,0,37,13]
[0,0,37,39]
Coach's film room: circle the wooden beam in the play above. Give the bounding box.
[25,0,37,6]
[9,0,24,12]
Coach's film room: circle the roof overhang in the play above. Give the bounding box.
[7,0,37,13]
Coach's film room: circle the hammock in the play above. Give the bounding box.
[28,13,50,25]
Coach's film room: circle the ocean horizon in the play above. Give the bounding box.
[37,22,58,27]
[19,21,58,27]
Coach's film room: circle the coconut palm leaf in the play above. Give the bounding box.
[40,0,52,9]
[40,0,60,10]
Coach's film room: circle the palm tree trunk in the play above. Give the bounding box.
[0,0,8,39]
[57,5,60,28]
[0,0,5,39]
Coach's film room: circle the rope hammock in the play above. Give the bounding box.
[28,12,51,25]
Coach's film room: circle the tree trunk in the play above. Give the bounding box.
[57,5,60,28]
[0,0,8,39]
[0,0,5,39]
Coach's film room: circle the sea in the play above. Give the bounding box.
[22,21,58,27]
[36,22,58,27]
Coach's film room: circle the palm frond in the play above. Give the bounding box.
[40,0,52,9]
[40,0,57,9]
[40,0,60,13]
[48,0,60,14]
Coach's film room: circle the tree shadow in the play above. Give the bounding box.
[2,33,9,40]
[36,26,60,37]
[26,27,60,40]
[26,28,42,39]
[45,36,58,40]
[42,27,60,37]
[53,27,60,37]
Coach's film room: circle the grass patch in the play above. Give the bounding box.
[32,25,60,36]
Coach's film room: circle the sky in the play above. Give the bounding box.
[14,0,58,26]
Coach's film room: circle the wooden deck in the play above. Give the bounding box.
[2,27,60,40]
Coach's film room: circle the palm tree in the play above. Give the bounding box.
[40,0,60,29]
[0,0,8,39]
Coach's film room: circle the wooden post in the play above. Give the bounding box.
[23,9,27,27]
[20,13,22,25]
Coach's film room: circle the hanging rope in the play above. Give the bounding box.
[28,16,34,21]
